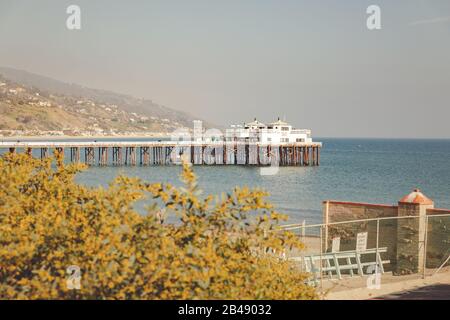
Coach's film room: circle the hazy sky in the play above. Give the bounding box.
[0,0,449,138]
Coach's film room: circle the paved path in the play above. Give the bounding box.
[379,284,450,300]
[325,270,450,300]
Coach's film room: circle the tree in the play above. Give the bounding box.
[0,153,316,299]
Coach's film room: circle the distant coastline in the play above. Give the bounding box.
[0,133,171,141]
[2,135,448,141]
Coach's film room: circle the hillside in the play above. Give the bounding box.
[0,67,211,137]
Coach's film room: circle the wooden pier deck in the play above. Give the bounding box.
[0,141,322,167]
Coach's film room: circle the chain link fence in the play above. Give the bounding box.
[282,213,450,291]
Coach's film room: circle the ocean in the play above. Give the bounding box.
[69,138,450,224]
[2,137,449,224]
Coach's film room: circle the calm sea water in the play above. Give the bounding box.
[72,138,450,224]
[3,138,449,224]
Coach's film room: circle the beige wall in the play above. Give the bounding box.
[426,208,450,268]
[323,201,399,271]
[324,201,398,223]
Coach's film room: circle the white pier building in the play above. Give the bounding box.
[229,118,313,144]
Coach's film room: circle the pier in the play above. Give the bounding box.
[0,141,322,167]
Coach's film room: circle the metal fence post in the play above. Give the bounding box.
[376,219,380,250]
[376,218,380,272]
[319,226,323,294]
[301,220,306,243]
[423,215,429,279]
[301,220,306,274]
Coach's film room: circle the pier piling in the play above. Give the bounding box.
[85,147,95,166]
[0,141,321,167]
[40,147,49,159]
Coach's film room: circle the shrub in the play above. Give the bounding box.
[0,153,316,299]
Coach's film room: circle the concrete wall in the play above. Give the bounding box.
[324,201,398,223]
[426,208,450,268]
[323,201,399,271]
[396,203,423,274]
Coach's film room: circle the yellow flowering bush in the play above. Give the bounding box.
[0,153,316,299]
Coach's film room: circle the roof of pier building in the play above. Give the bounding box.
[268,118,290,127]
[244,118,266,128]
[399,188,434,205]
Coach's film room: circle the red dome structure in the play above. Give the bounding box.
[399,188,434,205]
